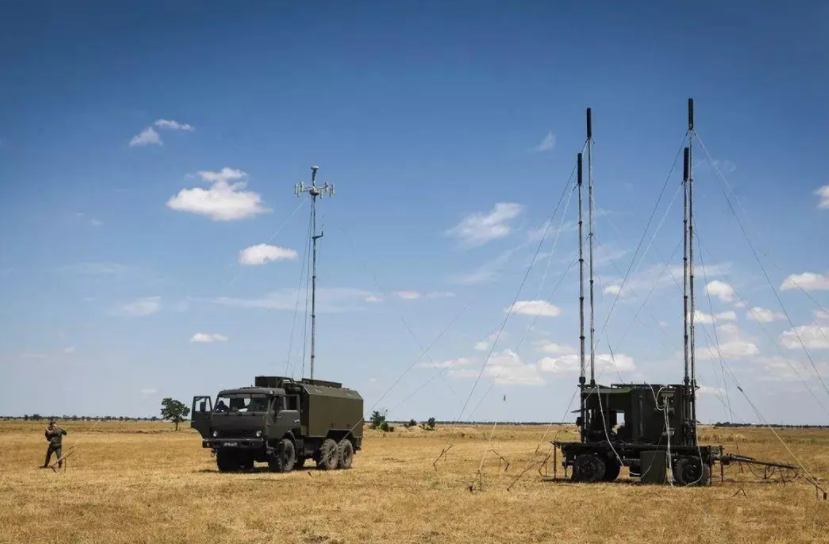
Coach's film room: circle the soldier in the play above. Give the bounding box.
[42,419,67,469]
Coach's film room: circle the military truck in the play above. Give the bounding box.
[191,375,364,472]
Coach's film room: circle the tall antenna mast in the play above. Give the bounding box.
[682,143,690,391]
[294,165,335,380]
[687,98,697,430]
[587,108,596,386]
[577,152,586,442]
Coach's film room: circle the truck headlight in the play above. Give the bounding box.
[256,430,263,437]
[212,431,219,438]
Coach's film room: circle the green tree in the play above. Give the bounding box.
[160,398,190,431]
[427,417,436,430]
[369,409,386,430]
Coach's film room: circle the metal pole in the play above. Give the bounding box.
[688,98,697,433]
[577,152,586,442]
[683,146,690,391]
[310,189,320,380]
[587,108,596,386]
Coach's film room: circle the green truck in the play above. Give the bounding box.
[191,375,364,472]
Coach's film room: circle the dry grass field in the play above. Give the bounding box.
[2,420,828,544]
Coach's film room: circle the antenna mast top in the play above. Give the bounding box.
[294,165,335,380]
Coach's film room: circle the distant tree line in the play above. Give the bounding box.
[1,415,167,422]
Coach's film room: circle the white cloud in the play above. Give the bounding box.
[537,352,635,375]
[815,185,829,209]
[365,295,383,303]
[140,388,158,395]
[697,384,726,397]
[780,271,829,291]
[604,285,622,296]
[659,321,669,327]
[506,300,562,317]
[449,350,546,386]
[155,119,195,131]
[426,291,455,299]
[815,310,829,322]
[697,323,759,360]
[166,168,270,221]
[759,355,829,382]
[190,333,229,343]
[120,296,161,317]
[395,291,421,300]
[238,244,298,265]
[473,331,506,352]
[534,340,576,355]
[706,280,735,303]
[691,310,737,324]
[129,126,162,147]
[533,132,556,152]
[780,325,829,350]
[210,287,373,313]
[746,307,786,323]
[63,346,75,354]
[417,357,475,369]
[599,262,731,299]
[446,202,524,247]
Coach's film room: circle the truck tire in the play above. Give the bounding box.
[337,439,354,469]
[268,438,296,473]
[316,438,339,470]
[216,449,243,472]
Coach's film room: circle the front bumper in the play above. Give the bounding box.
[203,438,265,449]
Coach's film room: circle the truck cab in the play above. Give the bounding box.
[191,376,363,473]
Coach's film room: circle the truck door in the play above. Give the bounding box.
[274,395,300,435]
[191,395,213,436]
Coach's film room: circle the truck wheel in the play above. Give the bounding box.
[217,450,241,472]
[316,438,339,470]
[673,456,710,486]
[338,439,354,469]
[268,439,296,473]
[572,453,605,482]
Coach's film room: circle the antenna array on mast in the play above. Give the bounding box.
[294,165,335,380]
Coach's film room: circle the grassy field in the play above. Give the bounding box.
[2,420,828,544]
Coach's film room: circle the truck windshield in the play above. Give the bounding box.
[214,394,270,413]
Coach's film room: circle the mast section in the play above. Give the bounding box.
[295,166,335,380]
[587,108,596,386]
[577,152,587,441]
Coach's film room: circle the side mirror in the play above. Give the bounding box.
[199,401,206,412]
[575,416,583,427]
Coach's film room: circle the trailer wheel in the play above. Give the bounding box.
[673,456,710,486]
[268,439,296,473]
[317,438,339,470]
[572,453,605,482]
[602,460,621,482]
[338,439,354,469]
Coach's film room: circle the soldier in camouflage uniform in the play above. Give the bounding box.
[42,419,67,468]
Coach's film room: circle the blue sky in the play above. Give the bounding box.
[2,1,828,424]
